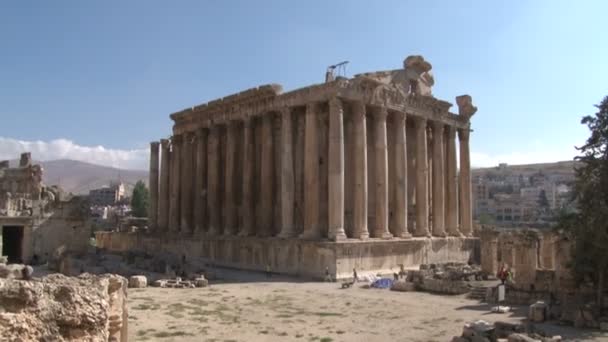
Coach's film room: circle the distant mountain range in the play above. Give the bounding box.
[5,159,149,195]
[6,158,578,195]
[38,160,148,195]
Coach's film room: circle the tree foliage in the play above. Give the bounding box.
[558,95,608,310]
[131,180,149,218]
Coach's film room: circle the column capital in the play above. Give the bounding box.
[372,106,388,120]
[352,101,366,119]
[329,97,343,110]
[171,134,183,144]
[458,128,471,141]
[393,111,407,123]
[446,125,456,139]
[160,138,170,147]
[431,120,444,131]
[305,102,318,114]
[280,106,292,116]
[242,116,253,127]
[150,141,160,148]
[413,116,427,127]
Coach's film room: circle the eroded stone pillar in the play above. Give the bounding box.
[158,139,170,231]
[278,108,296,238]
[328,98,347,241]
[180,132,193,234]
[431,121,446,237]
[352,102,370,239]
[414,118,430,237]
[194,129,207,235]
[148,141,159,231]
[224,123,237,235]
[259,114,274,237]
[207,127,220,236]
[373,107,393,239]
[445,126,460,236]
[393,112,411,238]
[240,118,255,236]
[300,103,321,239]
[168,135,182,233]
[459,128,473,236]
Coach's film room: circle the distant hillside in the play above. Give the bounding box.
[39,160,148,195]
[472,160,578,177]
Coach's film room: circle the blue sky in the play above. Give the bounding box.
[1,1,607,169]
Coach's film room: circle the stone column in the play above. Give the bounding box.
[393,112,411,238]
[278,108,296,238]
[431,121,446,237]
[352,101,370,239]
[445,126,460,236]
[373,107,393,239]
[259,114,274,237]
[168,135,181,233]
[194,129,207,235]
[459,128,473,236]
[240,118,255,236]
[158,139,170,231]
[300,103,321,240]
[207,127,220,236]
[180,132,193,234]
[328,98,347,241]
[414,118,430,237]
[148,141,160,231]
[224,123,237,235]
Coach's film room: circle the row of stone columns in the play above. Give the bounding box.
[148,98,473,239]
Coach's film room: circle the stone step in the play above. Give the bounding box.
[468,286,489,301]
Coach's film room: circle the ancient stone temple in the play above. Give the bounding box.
[98,55,480,278]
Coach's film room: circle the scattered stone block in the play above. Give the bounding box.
[390,280,416,292]
[529,301,547,322]
[194,277,209,288]
[128,275,147,288]
[153,279,166,287]
[507,333,541,342]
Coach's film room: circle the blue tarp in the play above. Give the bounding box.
[371,278,393,289]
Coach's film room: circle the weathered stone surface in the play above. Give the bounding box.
[507,334,541,342]
[194,277,209,288]
[0,273,127,342]
[390,280,416,292]
[528,301,547,322]
[128,275,147,288]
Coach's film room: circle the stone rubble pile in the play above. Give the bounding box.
[451,320,562,342]
[0,266,128,342]
[152,275,209,288]
[52,249,213,286]
[391,262,483,294]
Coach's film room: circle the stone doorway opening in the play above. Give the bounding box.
[2,226,24,264]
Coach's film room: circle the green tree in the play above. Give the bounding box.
[131,180,149,218]
[558,95,608,313]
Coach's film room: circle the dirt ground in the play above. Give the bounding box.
[128,273,608,342]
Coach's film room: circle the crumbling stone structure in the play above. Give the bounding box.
[0,153,92,264]
[98,55,480,278]
[0,271,128,341]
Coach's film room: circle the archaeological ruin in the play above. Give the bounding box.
[0,153,92,264]
[97,55,480,278]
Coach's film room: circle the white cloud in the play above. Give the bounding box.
[0,137,148,170]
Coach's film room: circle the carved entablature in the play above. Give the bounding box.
[170,56,475,134]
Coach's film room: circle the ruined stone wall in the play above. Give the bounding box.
[96,232,478,279]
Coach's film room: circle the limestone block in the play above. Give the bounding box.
[507,333,541,342]
[0,264,32,279]
[450,337,469,342]
[390,280,416,292]
[528,301,547,322]
[194,277,209,288]
[128,275,147,288]
[153,280,166,288]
